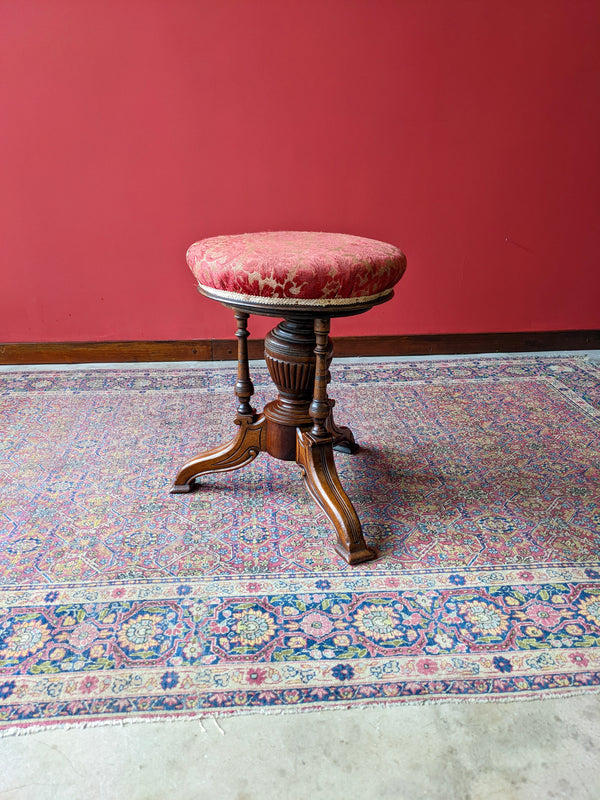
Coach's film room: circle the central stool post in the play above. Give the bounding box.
[263,318,318,460]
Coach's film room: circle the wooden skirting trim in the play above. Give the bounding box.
[1,330,599,365]
[330,330,600,358]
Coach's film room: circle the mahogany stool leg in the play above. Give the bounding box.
[296,318,376,565]
[170,311,266,493]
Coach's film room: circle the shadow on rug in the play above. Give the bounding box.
[1,355,599,733]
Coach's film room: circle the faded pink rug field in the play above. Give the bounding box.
[1,355,599,733]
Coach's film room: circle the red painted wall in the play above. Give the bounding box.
[1,0,599,343]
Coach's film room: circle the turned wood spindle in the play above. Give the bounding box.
[234,311,255,416]
[309,318,332,439]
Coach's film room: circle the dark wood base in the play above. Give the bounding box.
[171,315,376,565]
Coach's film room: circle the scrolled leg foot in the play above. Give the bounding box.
[296,429,376,565]
[170,414,266,493]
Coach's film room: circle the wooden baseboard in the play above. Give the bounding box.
[329,330,600,358]
[1,330,599,365]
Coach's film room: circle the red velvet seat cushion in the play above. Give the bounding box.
[186,231,406,308]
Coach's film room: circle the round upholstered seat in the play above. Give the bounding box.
[186,231,406,313]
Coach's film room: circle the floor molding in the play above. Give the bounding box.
[1,330,599,365]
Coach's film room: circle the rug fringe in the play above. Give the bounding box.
[2,685,599,739]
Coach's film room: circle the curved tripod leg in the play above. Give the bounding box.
[296,429,376,564]
[170,415,266,493]
[326,399,359,454]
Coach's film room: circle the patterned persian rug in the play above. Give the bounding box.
[1,355,599,734]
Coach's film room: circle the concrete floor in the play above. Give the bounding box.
[1,695,600,799]
[2,351,599,799]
